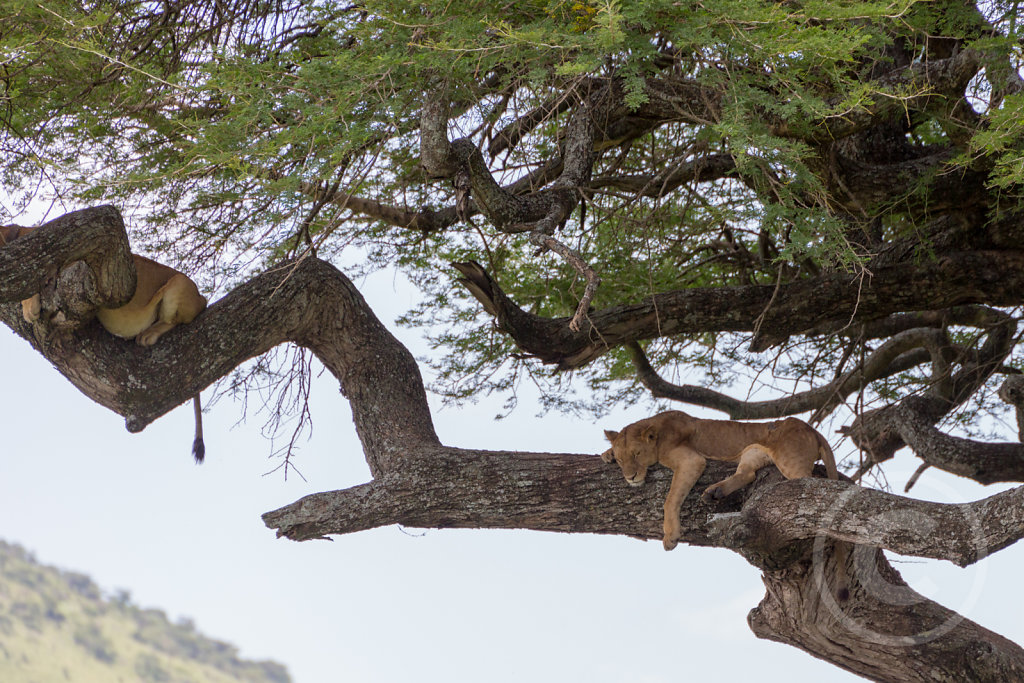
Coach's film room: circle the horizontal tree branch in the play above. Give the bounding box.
[265,446,1024,570]
[709,477,1024,567]
[590,152,739,196]
[452,249,1024,369]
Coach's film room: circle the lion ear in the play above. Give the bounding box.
[599,448,615,463]
[603,429,619,443]
[641,425,657,442]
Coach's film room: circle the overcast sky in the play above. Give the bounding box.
[2,211,1024,682]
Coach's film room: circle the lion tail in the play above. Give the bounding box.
[191,393,205,464]
[816,433,839,481]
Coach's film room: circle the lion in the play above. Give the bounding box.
[3,224,209,462]
[602,410,840,545]
[602,409,848,598]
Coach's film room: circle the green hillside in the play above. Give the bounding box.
[0,540,290,683]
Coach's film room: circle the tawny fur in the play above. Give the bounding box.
[6,225,208,462]
[602,409,848,598]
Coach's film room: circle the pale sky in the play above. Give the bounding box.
[2,227,1023,682]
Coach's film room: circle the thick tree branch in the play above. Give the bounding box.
[0,206,135,311]
[0,207,438,476]
[263,454,1024,682]
[452,250,1024,369]
[265,450,1024,569]
[751,548,1024,682]
[709,477,1024,567]
[844,314,1018,481]
[828,144,991,219]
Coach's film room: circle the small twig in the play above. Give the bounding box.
[528,231,600,332]
[751,267,784,347]
[849,459,874,484]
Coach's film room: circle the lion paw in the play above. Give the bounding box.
[136,332,158,346]
[663,536,678,551]
[701,485,726,502]
[21,295,41,323]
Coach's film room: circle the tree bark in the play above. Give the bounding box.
[450,246,1024,368]
[4,205,1024,681]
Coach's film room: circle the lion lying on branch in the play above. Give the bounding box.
[602,410,839,550]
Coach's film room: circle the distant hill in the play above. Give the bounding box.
[0,540,291,683]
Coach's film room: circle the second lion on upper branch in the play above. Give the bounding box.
[602,410,839,551]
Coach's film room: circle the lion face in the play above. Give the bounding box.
[602,426,659,486]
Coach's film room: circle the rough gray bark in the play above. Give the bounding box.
[0,207,437,476]
[4,205,1024,682]
[449,247,1024,368]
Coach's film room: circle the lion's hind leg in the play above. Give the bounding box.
[135,274,206,346]
[701,445,773,501]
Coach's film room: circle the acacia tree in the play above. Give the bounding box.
[2,0,1024,679]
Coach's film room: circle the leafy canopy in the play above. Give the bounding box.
[1,0,1021,429]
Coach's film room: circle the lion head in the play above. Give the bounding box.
[602,423,659,486]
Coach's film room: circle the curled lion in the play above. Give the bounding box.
[602,410,839,551]
[3,224,208,462]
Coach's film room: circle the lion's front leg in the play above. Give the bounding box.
[661,447,707,551]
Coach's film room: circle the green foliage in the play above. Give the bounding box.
[0,0,1019,421]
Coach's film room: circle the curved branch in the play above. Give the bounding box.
[627,330,942,420]
[845,314,1019,479]
[750,548,1024,682]
[891,397,1024,485]
[0,208,439,476]
[0,206,135,308]
[527,233,600,332]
